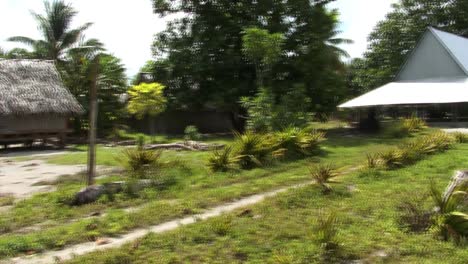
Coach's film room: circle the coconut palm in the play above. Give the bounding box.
[8,0,92,61]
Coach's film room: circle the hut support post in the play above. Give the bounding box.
[87,56,99,186]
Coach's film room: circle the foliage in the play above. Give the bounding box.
[402,116,427,133]
[349,0,468,93]
[127,83,167,120]
[121,148,163,179]
[314,211,341,260]
[373,132,455,169]
[61,51,128,135]
[233,132,271,169]
[149,0,348,116]
[310,164,337,194]
[242,27,284,87]
[207,146,239,172]
[453,132,468,143]
[241,86,313,133]
[365,153,380,169]
[429,180,468,244]
[272,127,326,159]
[7,0,94,61]
[184,125,201,141]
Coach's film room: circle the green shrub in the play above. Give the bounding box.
[371,131,455,170]
[310,164,337,194]
[184,125,201,141]
[207,146,239,172]
[402,116,427,133]
[365,153,380,169]
[314,211,341,261]
[234,132,271,169]
[383,116,426,138]
[272,127,325,158]
[452,132,468,143]
[429,181,468,244]
[121,148,162,179]
[377,149,403,169]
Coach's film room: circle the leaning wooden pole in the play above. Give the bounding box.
[87,56,99,186]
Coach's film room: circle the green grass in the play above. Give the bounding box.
[0,133,406,258]
[65,143,468,264]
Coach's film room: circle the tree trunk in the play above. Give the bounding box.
[87,56,99,186]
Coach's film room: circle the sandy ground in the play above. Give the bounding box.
[0,159,88,198]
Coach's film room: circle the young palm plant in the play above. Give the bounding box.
[314,210,341,262]
[208,146,239,172]
[234,132,270,169]
[311,164,338,194]
[430,175,468,244]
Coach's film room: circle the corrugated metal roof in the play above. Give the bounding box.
[339,78,468,108]
[430,27,468,75]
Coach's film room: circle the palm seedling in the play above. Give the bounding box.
[429,174,468,244]
[311,164,338,194]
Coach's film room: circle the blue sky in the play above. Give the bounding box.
[0,0,397,78]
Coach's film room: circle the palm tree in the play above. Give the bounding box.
[8,0,92,62]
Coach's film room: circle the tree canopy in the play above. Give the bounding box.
[127,82,167,120]
[8,0,94,62]
[148,0,349,117]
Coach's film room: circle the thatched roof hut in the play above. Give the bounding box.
[0,59,82,116]
[0,59,83,147]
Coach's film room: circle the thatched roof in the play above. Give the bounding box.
[0,59,83,116]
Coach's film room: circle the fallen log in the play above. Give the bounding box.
[144,141,224,151]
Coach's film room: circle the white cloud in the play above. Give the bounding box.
[0,0,397,77]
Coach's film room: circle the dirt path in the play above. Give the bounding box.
[0,159,117,198]
[5,182,310,264]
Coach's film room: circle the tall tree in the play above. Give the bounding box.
[8,0,93,62]
[150,0,347,117]
[242,28,284,88]
[350,0,468,94]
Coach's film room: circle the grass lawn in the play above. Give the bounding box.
[65,143,468,264]
[0,131,409,259]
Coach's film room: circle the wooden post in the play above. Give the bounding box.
[87,56,99,186]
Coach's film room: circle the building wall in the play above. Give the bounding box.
[0,115,67,134]
[396,32,466,81]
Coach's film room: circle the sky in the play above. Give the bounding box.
[0,0,398,78]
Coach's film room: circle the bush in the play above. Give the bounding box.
[121,148,162,179]
[370,131,455,170]
[314,211,341,261]
[402,116,427,132]
[272,127,325,158]
[184,125,201,141]
[240,86,312,133]
[207,146,239,172]
[234,132,271,169]
[310,164,337,194]
[452,132,468,143]
[429,180,468,244]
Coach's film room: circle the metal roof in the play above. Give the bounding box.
[339,78,468,108]
[430,27,468,75]
[339,28,468,108]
